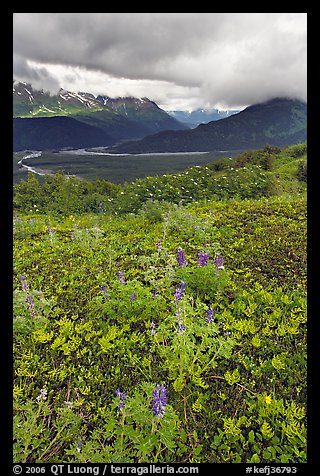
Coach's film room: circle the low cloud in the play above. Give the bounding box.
[13,54,61,94]
[13,13,307,109]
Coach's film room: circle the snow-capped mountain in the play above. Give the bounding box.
[168,107,241,128]
[13,81,187,151]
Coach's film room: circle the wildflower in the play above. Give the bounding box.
[130,292,136,302]
[179,281,187,294]
[117,271,126,284]
[20,275,29,292]
[115,389,126,409]
[206,308,214,324]
[178,324,186,334]
[48,226,54,235]
[224,330,231,337]
[63,401,73,408]
[197,252,210,266]
[103,285,108,297]
[70,232,74,240]
[77,442,82,453]
[214,253,225,270]
[265,395,272,405]
[174,287,183,303]
[156,239,162,251]
[149,321,157,335]
[26,295,36,318]
[152,384,167,417]
[37,387,48,402]
[177,247,187,267]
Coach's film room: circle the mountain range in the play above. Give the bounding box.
[13,82,307,154]
[13,81,187,151]
[168,108,240,128]
[109,98,307,154]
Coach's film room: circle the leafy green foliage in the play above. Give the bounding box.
[13,145,307,463]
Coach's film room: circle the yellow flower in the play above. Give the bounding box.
[265,395,272,405]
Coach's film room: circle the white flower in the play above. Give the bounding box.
[37,387,48,402]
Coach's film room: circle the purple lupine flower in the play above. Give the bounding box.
[174,281,187,303]
[20,275,29,292]
[177,247,187,267]
[197,252,210,266]
[156,239,162,251]
[77,442,82,453]
[130,292,136,302]
[117,271,126,284]
[26,295,36,318]
[206,308,214,324]
[224,330,231,337]
[152,384,167,417]
[178,323,186,334]
[180,281,187,293]
[174,287,183,303]
[26,295,34,304]
[70,232,74,240]
[214,254,225,270]
[48,226,54,235]
[115,389,126,409]
[103,285,108,297]
[149,321,157,335]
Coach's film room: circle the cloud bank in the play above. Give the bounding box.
[13,13,307,110]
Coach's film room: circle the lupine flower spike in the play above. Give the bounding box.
[130,292,137,302]
[150,321,157,335]
[152,384,167,417]
[20,275,29,292]
[37,387,48,402]
[180,281,187,293]
[206,308,214,324]
[117,271,126,284]
[198,252,210,266]
[174,287,183,303]
[177,247,187,267]
[26,295,36,318]
[214,254,225,270]
[115,389,126,409]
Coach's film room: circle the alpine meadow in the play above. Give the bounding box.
[13,144,307,464]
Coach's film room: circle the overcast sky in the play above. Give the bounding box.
[13,13,307,111]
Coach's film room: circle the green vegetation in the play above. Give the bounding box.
[13,144,307,463]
